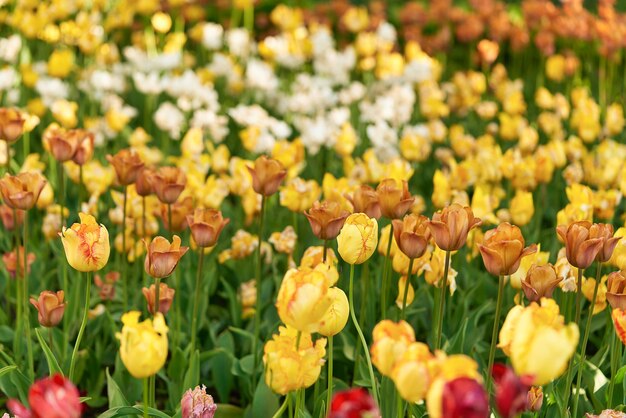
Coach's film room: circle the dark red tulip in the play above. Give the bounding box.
[8,374,81,418]
[442,377,489,418]
[328,388,380,418]
[492,364,534,418]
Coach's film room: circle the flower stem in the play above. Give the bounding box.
[12,209,22,363]
[190,249,205,353]
[23,210,34,380]
[400,258,415,320]
[252,195,266,390]
[563,267,585,413]
[381,224,394,318]
[608,324,621,407]
[326,335,334,411]
[573,263,602,418]
[122,185,128,310]
[434,250,451,350]
[271,395,289,418]
[143,378,149,418]
[574,268,584,326]
[349,263,379,404]
[486,274,506,395]
[69,270,91,382]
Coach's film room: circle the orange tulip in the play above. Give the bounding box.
[45,129,79,162]
[590,223,621,263]
[305,200,349,241]
[186,208,230,248]
[428,204,482,251]
[135,167,155,197]
[0,203,24,230]
[0,108,25,143]
[392,214,431,259]
[606,271,626,310]
[30,290,66,327]
[152,167,186,204]
[0,172,47,210]
[521,264,561,302]
[2,246,35,278]
[70,130,95,166]
[160,196,194,232]
[142,282,175,315]
[247,155,286,197]
[144,235,189,278]
[479,223,537,276]
[556,221,604,269]
[376,179,414,219]
[107,149,144,186]
[346,185,381,219]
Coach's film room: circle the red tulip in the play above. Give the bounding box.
[441,377,489,418]
[492,363,534,418]
[8,374,81,418]
[328,388,380,418]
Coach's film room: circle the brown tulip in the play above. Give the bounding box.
[376,178,414,219]
[247,155,286,196]
[160,196,193,232]
[0,203,24,230]
[479,222,537,276]
[0,108,25,143]
[346,185,381,219]
[45,129,79,162]
[427,203,482,251]
[30,290,66,327]
[606,271,626,310]
[391,214,431,259]
[2,247,35,278]
[521,264,562,302]
[136,167,155,197]
[142,282,175,315]
[71,130,95,166]
[526,387,543,413]
[152,166,186,204]
[144,235,189,278]
[589,223,621,263]
[106,149,144,186]
[94,271,120,301]
[304,200,349,240]
[187,208,230,248]
[0,172,47,210]
[556,221,604,269]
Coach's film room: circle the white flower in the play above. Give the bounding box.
[226,29,252,58]
[191,109,229,143]
[0,67,16,91]
[123,47,181,72]
[133,71,163,95]
[202,23,224,50]
[339,82,366,105]
[245,59,278,92]
[367,120,399,161]
[376,21,397,45]
[0,35,21,63]
[35,77,69,106]
[154,102,185,140]
[404,56,434,83]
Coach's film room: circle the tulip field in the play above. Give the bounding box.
[3,0,626,417]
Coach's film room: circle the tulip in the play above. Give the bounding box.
[376,178,414,220]
[144,235,189,279]
[345,185,381,219]
[142,282,175,315]
[2,246,35,278]
[336,213,378,265]
[317,287,349,337]
[328,388,380,418]
[305,200,350,241]
[247,155,286,197]
[428,203,482,252]
[607,271,626,310]
[60,213,110,272]
[391,342,434,402]
[370,319,415,377]
[492,364,533,418]
[136,167,155,197]
[521,264,561,302]
[392,214,431,260]
[440,377,489,418]
[160,196,194,232]
[526,386,543,413]
[45,130,80,162]
[70,130,95,166]
[94,271,119,301]
[556,221,604,270]
[479,223,537,276]
[187,208,230,248]
[116,311,169,379]
[0,107,25,143]
[0,203,23,230]
[30,291,66,328]
[7,374,81,418]
[152,166,187,204]
[181,385,217,418]
[590,223,621,263]
[0,172,47,210]
[612,308,626,345]
[106,149,144,186]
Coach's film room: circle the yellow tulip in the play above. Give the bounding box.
[510,190,534,227]
[60,212,110,272]
[370,319,415,377]
[47,49,74,78]
[391,342,433,402]
[117,311,169,379]
[317,287,349,337]
[337,213,378,265]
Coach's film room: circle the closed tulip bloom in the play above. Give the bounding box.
[181,385,217,418]
[556,221,604,269]
[144,235,189,278]
[509,190,534,227]
[45,130,79,162]
[607,271,626,310]
[187,208,230,248]
[590,223,621,263]
[2,246,35,278]
[612,308,626,345]
[526,386,543,413]
[391,342,434,402]
[160,196,194,232]
[30,291,66,327]
[107,149,144,186]
[521,264,561,302]
[479,223,537,276]
[392,214,431,259]
[117,311,169,379]
[300,245,338,268]
[136,167,155,197]
[7,374,81,418]
[0,172,47,210]
[142,283,175,315]
[317,287,349,337]
[305,200,349,241]
[60,212,110,272]
[0,203,24,230]
[492,364,533,418]
[346,185,381,219]
[0,107,25,143]
[428,204,482,251]
[370,319,415,377]
[152,166,186,204]
[440,377,489,418]
[328,388,380,418]
[247,155,286,196]
[71,130,95,166]
[376,178,414,219]
[337,213,378,265]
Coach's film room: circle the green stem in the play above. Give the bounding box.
[143,378,149,418]
[400,258,415,320]
[381,224,394,318]
[12,209,22,363]
[326,335,334,411]
[563,267,585,413]
[252,195,266,389]
[349,263,379,404]
[69,271,91,382]
[486,275,506,396]
[575,268,584,326]
[608,325,621,407]
[271,395,289,418]
[122,185,128,310]
[396,390,404,418]
[434,250,451,350]
[573,263,602,417]
[23,210,34,380]
[190,249,205,353]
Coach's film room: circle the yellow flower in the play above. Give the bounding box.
[280,178,321,213]
[510,190,534,227]
[317,287,349,337]
[498,298,579,385]
[342,7,369,33]
[116,311,168,379]
[606,103,625,136]
[582,276,608,315]
[47,49,74,78]
[609,227,626,270]
[509,244,550,289]
[334,123,357,158]
[151,12,172,33]
[337,213,378,264]
[391,342,434,402]
[60,212,110,272]
[263,326,326,395]
[370,319,415,377]
[51,100,78,128]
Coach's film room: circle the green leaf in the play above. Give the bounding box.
[182,349,200,392]
[35,328,63,376]
[106,368,129,408]
[212,331,235,403]
[251,375,279,418]
[96,406,170,418]
[0,325,14,343]
[0,365,17,378]
[214,404,245,418]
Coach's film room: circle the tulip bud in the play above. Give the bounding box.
[7,374,81,418]
[428,203,482,251]
[0,172,47,210]
[144,235,189,278]
[187,208,230,248]
[107,149,144,186]
[116,311,169,379]
[521,264,561,302]
[328,388,380,418]
[135,167,155,197]
[376,178,414,219]
[479,223,537,276]
[0,108,25,143]
[392,214,431,259]
[606,271,626,310]
[181,385,217,418]
[152,166,187,204]
[440,377,489,418]
[305,200,349,241]
[60,213,110,272]
[590,223,621,263]
[70,130,95,166]
[370,319,415,377]
[556,221,604,269]
[492,363,533,418]
[247,155,286,196]
[2,246,35,278]
[317,287,349,337]
[0,203,24,230]
[526,386,543,413]
[160,196,194,232]
[337,213,378,265]
[94,271,120,301]
[30,290,66,328]
[477,39,499,66]
[345,185,381,219]
[391,342,433,402]
[239,280,256,319]
[142,283,175,315]
[45,130,79,162]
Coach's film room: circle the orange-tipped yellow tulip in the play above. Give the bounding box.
[337,213,378,265]
[60,213,110,272]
